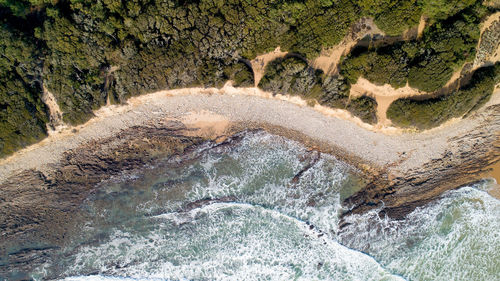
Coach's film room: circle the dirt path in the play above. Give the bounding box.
[242,12,499,130]
[41,86,66,133]
[417,15,426,39]
[349,78,429,126]
[2,82,499,183]
[4,14,499,183]
[250,47,288,86]
[348,12,500,127]
[312,18,384,75]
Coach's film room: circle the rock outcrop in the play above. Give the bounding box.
[343,104,500,220]
[0,122,206,277]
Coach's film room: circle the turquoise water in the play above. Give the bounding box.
[30,131,499,281]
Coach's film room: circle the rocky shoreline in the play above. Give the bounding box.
[0,90,499,277]
[344,104,500,219]
[0,122,207,277]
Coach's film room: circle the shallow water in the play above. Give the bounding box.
[26,131,499,281]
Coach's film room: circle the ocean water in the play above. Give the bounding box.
[28,131,499,281]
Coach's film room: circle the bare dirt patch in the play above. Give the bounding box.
[311,18,385,75]
[41,86,66,133]
[349,78,428,126]
[178,110,230,140]
[250,47,288,86]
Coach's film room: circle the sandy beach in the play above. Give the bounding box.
[1,82,498,189]
[1,12,500,204]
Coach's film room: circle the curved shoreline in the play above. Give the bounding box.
[0,84,498,275]
[1,83,499,182]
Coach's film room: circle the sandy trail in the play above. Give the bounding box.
[347,12,500,127]
[312,18,384,75]
[41,86,66,133]
[312,15,426,76]
[1,82,498,183]
[250,47,288,86]
[243,12,499,129]
[349,78,429,126]
[417,15,426,39]
[401,15,426,40]
[3,14,500,183]
[480,11,500,35]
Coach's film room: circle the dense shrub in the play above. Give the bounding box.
[0,0,495,156]
[347,96,378,124]
[387,63,500,129]
[341,2,487,92]
[0,23,48,157]
[259,56,378,124]
[359,0,422,36]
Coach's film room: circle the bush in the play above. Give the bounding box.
[260,56,378,124]
[0,0,493,156]
[341,3,485,92]
[0,23,48,157]
[387,63,500,129]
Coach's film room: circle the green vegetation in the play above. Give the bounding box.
[421,0,477,21]
[259,56,378,124]
[387,63,500,129]
[360,0,422,36]
[341,2,488,92]
[0,23,48,157]
[0,0,498,156]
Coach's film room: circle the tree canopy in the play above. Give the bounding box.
[0,0,497,156]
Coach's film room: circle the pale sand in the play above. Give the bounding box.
[250,46,288,86]
[4,15,500,182]
[483,153,500,200]
[349,78,429,126]
[1,82,499,183]
[473,12,500,69]
[417,15,426,39]
[312,15,426,76]
[487,159,500,182]
[480,11,500,35]
[484,0,500,9]
[41,86,66,133]
[348,12,500,127]
[243,13,499,130]
[178,110,230,139]
[401,15,426,40]
[342,12,500,127]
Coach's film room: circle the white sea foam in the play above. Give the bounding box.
[339,184,500,281]
[181,131,352,235]
[32,132,499,281]
[62,203,403,281]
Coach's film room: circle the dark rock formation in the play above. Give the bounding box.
[0,122,206,278]
[343,104,500,220]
